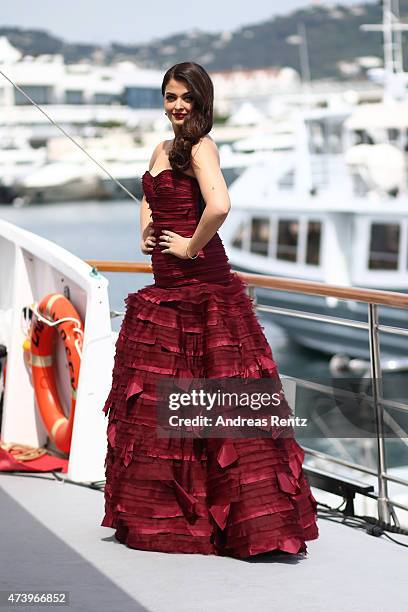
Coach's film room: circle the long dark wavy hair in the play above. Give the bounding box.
[162,62,214,172]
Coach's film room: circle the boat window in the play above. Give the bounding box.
[277,219,298,262]
[387,128,399,143]
[231,222,244,249]
[308,123,324,154]
[306,220,321,265]
[250,218,270,256]
[368,223,400,270]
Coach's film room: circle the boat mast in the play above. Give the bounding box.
[297,23,312,87]
[393,0,404,74]
[360,0,408,101]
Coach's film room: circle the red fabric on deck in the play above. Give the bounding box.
[0,446,68,473]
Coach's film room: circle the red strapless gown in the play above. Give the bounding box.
[101,168,319,557]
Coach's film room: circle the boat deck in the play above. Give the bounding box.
[1,472,407,612]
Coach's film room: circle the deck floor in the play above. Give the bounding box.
[1,472,407,612]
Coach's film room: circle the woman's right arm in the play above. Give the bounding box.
[140,142,161,254]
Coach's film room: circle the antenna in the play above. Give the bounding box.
[287,23,312,106]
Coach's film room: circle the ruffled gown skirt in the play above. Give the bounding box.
[101,169,319,557]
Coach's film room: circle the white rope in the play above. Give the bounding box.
[30,302,81,329]
[25,303,84,360]
[0,67,140,203]
[74,338,83,360]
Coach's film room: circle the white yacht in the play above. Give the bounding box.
[0,130,46,203]
[222,103,408,359]
[16,132,150,203]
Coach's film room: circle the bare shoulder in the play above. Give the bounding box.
[191,135,219,167]
[192,134,217,154]
[148,140,168,169]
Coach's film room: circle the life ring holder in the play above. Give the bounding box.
[28,293,84,454]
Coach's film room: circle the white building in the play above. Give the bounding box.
[0,36,384,138]
[210,66,301,115]
[0,37,164,136]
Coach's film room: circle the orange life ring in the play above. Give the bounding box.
[30,293,84,454]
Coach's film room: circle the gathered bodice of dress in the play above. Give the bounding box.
[142,169,232,288]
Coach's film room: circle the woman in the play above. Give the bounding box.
[101,61,319,558]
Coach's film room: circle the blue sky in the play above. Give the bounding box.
[0,1,374,45]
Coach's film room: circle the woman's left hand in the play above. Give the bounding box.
[159,229,194,259]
